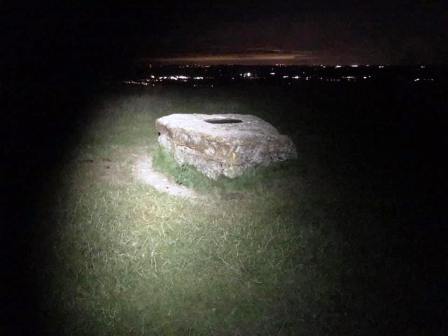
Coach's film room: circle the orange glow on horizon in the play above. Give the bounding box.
[145,52,316,65]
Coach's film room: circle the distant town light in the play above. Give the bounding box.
[335,65,342,68]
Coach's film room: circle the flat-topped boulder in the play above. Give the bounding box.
[155,114,297,179]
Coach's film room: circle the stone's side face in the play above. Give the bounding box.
[155,114,297,179]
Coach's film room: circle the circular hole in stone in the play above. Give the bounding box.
[204,118,243,124]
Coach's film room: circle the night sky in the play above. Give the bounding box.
[2,0,448,72]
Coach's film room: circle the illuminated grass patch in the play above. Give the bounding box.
[35,87,390,335]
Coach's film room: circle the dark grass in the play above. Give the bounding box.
[1,79,447,335]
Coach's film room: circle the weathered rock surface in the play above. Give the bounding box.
[155,114,297,179]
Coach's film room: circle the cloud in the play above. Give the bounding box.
[146,51,316,65]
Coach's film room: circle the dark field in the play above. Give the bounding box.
[1,75,447,335]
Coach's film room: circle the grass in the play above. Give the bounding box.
[32,85,416,335]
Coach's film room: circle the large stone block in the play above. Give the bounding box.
[155,114,297,179]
